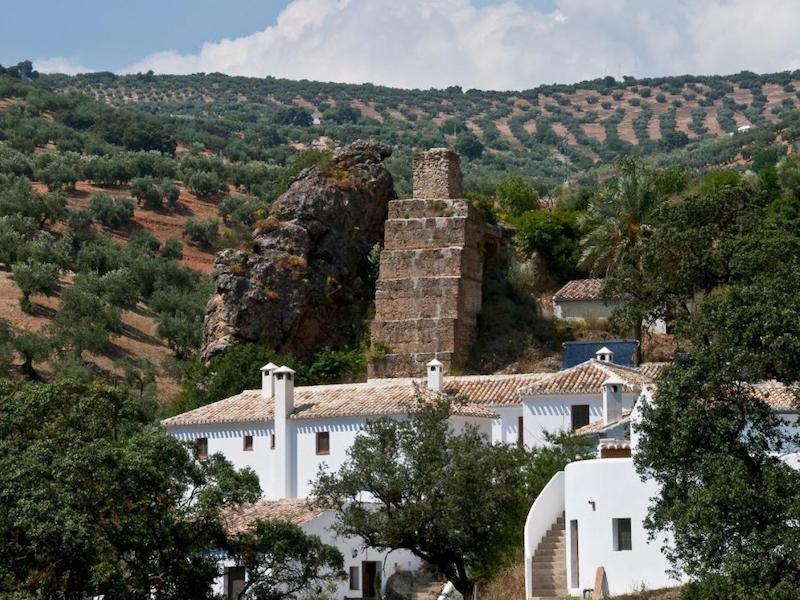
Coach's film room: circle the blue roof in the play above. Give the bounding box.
[562,339,639,369]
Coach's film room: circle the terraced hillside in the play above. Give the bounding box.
[47,69,800,190]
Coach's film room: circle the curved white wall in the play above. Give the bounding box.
[523,471,565,599]
[564,458,683,596]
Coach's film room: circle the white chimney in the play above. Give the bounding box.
[602,375,625,424]
[596,346,614,363]
[273,365,297,498]
[426,358,443,392]
[260,362,278,399]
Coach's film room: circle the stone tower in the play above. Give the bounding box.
[369,148,485,378]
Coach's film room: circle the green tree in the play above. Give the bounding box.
[453,131,484,160]
[227,519,345,600]
[495,176,539,216]
[314,395,536,597]
[12,330,51,380]
[185,217,219,248]
[53,286,122,356]
[579,159,664,356]
[11,259,60,313]
[0,379,261,599]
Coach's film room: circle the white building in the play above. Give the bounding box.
[215,499,421,599]
[553,278,667,334]
[523,380,800,599]
[518,349,662,447]
[160,353,667,599]
[161,360,550,598]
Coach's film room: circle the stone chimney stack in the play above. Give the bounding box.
[426,358,444,392]
[260,362,278,399]
[274,365,297,498]
[602,375,624,425]
[368,148,486,378]
[412,148,464,199]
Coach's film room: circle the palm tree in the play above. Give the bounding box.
[579,159,663,360]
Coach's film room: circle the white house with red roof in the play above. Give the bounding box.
[553,278,667,333]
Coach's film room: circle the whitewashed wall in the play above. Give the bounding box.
[521,393,638,447]
[213,510,422,599]
[563,458,683,596]
[169,424,276,496]
[490,406,523,445]
[554,299,618,320]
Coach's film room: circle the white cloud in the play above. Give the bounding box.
[35,56,93,75]
[125,0,800,90]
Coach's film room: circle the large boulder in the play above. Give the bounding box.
[202,140,395,359]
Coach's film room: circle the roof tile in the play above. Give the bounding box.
[553,278,605,301]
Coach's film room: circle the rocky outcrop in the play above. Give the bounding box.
[202,140,395,359]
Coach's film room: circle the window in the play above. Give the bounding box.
[270,433,275,449]
[517,415,524,447]
[571,405,590,430]
[243,435,253,451]
[196,437,208,460]
[316,431,330,455]
[223,566,246,599]
[349,566,360,591]
[613,518,632,551]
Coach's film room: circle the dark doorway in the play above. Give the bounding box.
[362,561,380,598]
[224,566,246,599]
[570,519,579,588]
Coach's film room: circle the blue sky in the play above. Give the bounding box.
[1,1,798,90]
[0,1,286,71]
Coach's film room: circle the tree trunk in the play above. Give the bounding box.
[634,318,643,365]
[21,353,39,380]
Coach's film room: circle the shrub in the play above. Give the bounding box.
[130,177,163,209]
[513,209,584,278]
[88,193,134,229]
[160,238,183,260]
[184,218,219,248]
[495,176,538,216]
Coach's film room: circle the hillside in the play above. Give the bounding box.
[3,63,800,404]
[46,69,800,192]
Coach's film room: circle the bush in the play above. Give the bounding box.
[88,193,134,229]
[495,176,538,216]
[160,238,183,260]
[186,170,223,197]
[184,218,219,248]
[513,209,584,278]
[130,177,162,209]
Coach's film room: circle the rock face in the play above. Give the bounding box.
[202,140,395,359]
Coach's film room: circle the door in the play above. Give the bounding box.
[362,561,379,598]
[224,566,246,599]
[570,519,579,589]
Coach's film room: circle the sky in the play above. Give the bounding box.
[3,0,800,91]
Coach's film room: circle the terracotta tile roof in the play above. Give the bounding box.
[574,409,632,436]
[160,373,548,427]
[520,360,654,396]
[752,382,800,411]
[553,278,604,301]
[222,499,327,535]
[637,362,669,379]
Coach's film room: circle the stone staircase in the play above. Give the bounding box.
[530,513,567,600]
[410,577,446,600]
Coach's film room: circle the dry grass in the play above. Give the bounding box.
[481,562,525,600]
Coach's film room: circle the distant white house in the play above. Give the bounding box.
[553,278,667,334]
[737,124,752,133]
[523,380,800,598]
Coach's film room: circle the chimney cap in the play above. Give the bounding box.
[602,375,626,387]
[596,346,614,355]
[274,365,296,374]
[426,358,444,368]
[260,362,279,372]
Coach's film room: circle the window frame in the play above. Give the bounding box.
[270,433,275,449]
[612,517,632,551]
[243,435,254,451]
[517,415,524,447]
[349,566,360,591]
[571,404,591,430]
[316,431,330,455]
[196,437,208,460]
